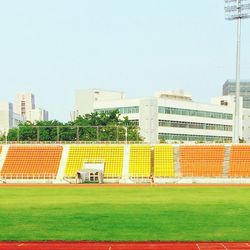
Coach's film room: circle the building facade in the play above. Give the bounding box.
[73,89,124,119]
[73,89,242,143]
[27,108,49,123]
[14,93,35,117]
[0,102,13,133]
[14,93,48,123]
[0,93,49,133]
[223,80,250,109]
[0,102,23,134]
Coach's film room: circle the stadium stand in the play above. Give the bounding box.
[1,146,62,177]
[65,145,124,178]
[179,145,225,177]
[2,144,250,183]
[229,145,250,177]
[129,145,151,178]
[154,145,174,177]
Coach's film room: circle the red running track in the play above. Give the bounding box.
[1,242,250,250]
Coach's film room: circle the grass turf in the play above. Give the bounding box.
[0,186,250,241]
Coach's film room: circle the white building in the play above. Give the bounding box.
[74,89,123,118]
[73,89,246,143]
[14,93,48,123]
[27,108,49,123]
[0,102,13,133]
[14,93,35,117]
[242,109,250,142]
[0,101,23,134]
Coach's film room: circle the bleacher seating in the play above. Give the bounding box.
[154,145,174,177]
[2,143,250,182]
[129,145,151,178]
[65,145,124,178]
[229,145,250,177]
[179,145,225,177]
[1,146,62,177]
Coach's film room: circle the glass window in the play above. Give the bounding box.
[158,133,232,142]
[95,106,139,114]
[158,120,232,132]
[158,106,233,120]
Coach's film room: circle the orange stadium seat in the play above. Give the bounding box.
[180,145,225,177]
[1,146,63,178]
[229,146,250,177]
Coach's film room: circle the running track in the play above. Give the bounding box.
[1,242,250,250]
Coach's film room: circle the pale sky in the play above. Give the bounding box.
[0,0,249,121]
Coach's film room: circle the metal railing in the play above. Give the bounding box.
[0,125,142,144]
[0,173,56,180]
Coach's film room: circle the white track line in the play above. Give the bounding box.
[196,243,201,250]
[221,243,228,250]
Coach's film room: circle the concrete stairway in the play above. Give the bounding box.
[222,145,231,178]
[0,145,9,172]
[120,145,132,183]
[54,145,70,183]
[174,145,181,177]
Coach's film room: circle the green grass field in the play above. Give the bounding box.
[0,186,250,241]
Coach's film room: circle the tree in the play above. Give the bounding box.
[6,110,143,142]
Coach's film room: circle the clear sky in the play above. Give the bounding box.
[0,0,249,121]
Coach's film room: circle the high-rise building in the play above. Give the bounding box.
[0,102,13,132]
[14,93,48,123]
[223,80,250,109]
[0,102,24,133]
[14,93,35,117]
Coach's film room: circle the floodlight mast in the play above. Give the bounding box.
[225,0,250,143]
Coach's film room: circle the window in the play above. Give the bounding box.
[95,106,139,114]
[158,133,232,142]
[158,106,233,120]
[158,120,232,132]
[220,100,228,106]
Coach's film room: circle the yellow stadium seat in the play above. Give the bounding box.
[129,145,151,178]
[65,145,124,178]
[154,145,174,177]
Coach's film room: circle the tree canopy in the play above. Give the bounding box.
[1,110,142,142]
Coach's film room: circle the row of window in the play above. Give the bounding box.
[227,87,250,92]
[158,106,233,120]
[129,120,139,126]
[158,133,232,142]
[158,120,232,131]
[95,106,139,114]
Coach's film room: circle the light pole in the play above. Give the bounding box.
[225,0,250,143]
